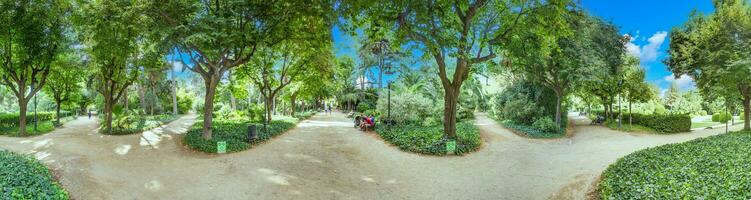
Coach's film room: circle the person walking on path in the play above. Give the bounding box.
[88,110,92,119]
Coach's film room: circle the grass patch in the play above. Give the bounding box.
[375,122,481,156]
[0,150,68,199]
[0,121,57,137]
[691,121,721,129]
[101,114,178,135]
[500,120,565,138]
[598,131,751,199]
[605,121,656,133]
[184,117,299,153]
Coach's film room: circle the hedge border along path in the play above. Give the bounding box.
[598,131,751,199]
[374,121,482,156]
[593,111,691,134]
[184,117,300,154]
[0,150,69,199]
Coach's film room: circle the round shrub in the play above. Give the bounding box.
[356,103,371,113]
[599,131,751,199]
[532,117,559,134]
[711,113,720,122]
[0,150,68,199]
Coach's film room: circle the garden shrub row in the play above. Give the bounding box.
[0,150,68,199]
[598,131,751,199]
[501,119,566,138]
[0,111,73,127]
[184,117,298,153]
[375,122,481,156]
[594,111,691,133]
[102,114,178,135]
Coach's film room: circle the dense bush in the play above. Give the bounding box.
[102,114,177,135]
[595,111,691,133]
[0,150,68,199]
[375,122,481,156]
[375,91,433,123]
[184,117,298,153]
[177,94,193,114]
[599,131,751,199]
[711,113,720,122]
[356,103,371,113]
[489,80,566,137]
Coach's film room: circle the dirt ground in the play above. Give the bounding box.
[0,112,740,200]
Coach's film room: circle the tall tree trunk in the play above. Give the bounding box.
[443,85,460,139]
[123,87,129,112]
[265,93,275,123]
[743,95,750,130]
[628,100,632,128]
[18,100,27,136]
[554,92,562,126]
[290,93,297,116]
[104,97,114,134]
[201,77,220,140]
[138,84,147,115]
[55,101,62,125]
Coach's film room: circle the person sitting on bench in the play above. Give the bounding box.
[360,115,375,131]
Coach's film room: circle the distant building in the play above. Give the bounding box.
[355,75,376,89]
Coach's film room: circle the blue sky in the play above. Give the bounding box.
[582,0,715,92]
[332,1,717,92]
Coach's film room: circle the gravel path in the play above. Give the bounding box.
[0,113,741,199]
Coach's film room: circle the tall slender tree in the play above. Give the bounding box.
[150,0,333,139]
[0,0,67,136]
[340,0,565,139]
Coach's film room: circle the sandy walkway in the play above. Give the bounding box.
[0,113,739,199]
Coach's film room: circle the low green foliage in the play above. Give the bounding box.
[501,120,565,138]
[0,150,68,199]
[101,114,177,135]
[0,121,56,137]
[375,122,481,156]
[0,111,72,127]
[712,112,731,123]
[606,121,655,133]
[595,111,691,133]
[184,117,298,153]
[599,131,751,199]
[293,111,316,120]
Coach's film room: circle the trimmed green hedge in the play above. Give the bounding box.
[599,131,751,199]
[594,111,691,133]
[0,111,73,127]
[0,150,68,199]
[375,122,481,156]
[184,118,298,153]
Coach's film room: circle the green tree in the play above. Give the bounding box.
[44,52,83,125]
[74,0,145,134]
[666,0,751,129]
[0,0,67,136]
[150,0,332,139]
[340,0,562,139]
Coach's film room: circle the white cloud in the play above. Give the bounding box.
[664,73,695,90]
[171,61,184,72]
[624,31,668,64]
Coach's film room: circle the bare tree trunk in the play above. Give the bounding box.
[443,86,460,139]
[554,92,562,126]
[55,101,62,125]
[201,77,220,140]
[290,93,297,116]
[18,101,27,136]
[104,97,114,134]
[743,96,750,130]
[138,84,147,115]
[123,87,129,112]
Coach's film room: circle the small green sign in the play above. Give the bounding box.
[217,141,227,154]
[446,140,456,154]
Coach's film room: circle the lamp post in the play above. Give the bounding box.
[618,79,623,129]
[33,85,38,132]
